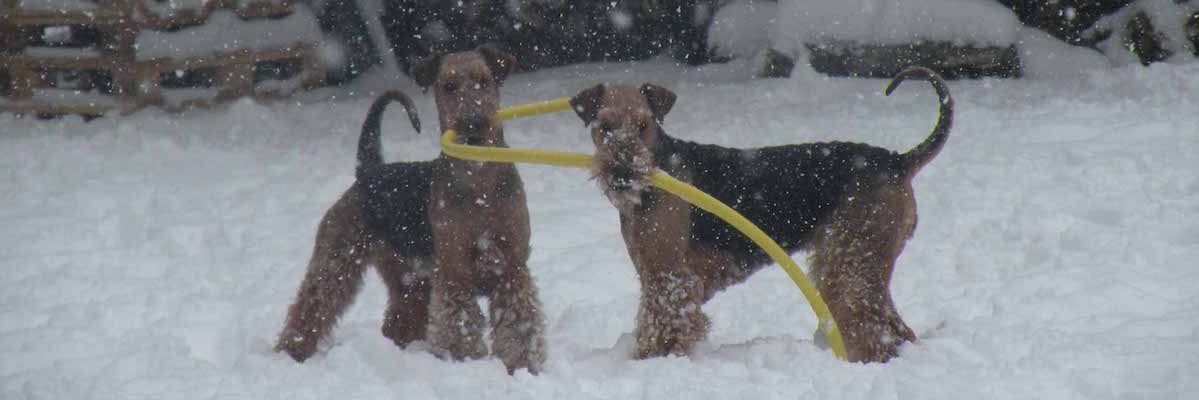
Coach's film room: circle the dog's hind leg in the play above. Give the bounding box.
[808,179,918,363]
[276,186,372,362]
[375,255,433,349]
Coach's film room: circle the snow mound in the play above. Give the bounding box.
[1088,0,1199,66]
[1017,29,1112,79]
[136,8,324,60]
[771,0,1022,52]
[707,0,778,60]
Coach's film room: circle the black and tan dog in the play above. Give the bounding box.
[276,47,545,374]
[568,67,952,363]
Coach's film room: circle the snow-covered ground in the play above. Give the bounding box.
[2,56,1198,399]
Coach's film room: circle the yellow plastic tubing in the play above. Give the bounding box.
[441,96,848,360]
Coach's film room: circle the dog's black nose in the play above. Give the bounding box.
[461,115,487,136]
[609,165,635,191]
[464,135,485,146]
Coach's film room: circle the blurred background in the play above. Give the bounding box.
[2,0,1197,117]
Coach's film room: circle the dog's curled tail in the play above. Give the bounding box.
[886,66,953,173]
[357,90,421,178]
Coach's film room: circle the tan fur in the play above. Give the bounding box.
[276,48,544,375]
[276,185,432,359]
[572,81,945,363]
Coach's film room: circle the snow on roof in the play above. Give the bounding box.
[24,46,102,59]
[134,7,323,60]
[139,0,289,17]
[140,0,209,15]
[17,0,97,10]
[3,88,119,106]
[771,0,1021,51]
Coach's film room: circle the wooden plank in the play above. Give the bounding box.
[1,54,116,70]
[0,101,116,115]
[0,9,129,27]
[138,42,312,75]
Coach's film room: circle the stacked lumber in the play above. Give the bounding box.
[1,0,325,118]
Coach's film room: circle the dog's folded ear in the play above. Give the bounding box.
[478,45,517,84]
[640,83,676,123]
[410,53,445,89]
[570,84,605,126]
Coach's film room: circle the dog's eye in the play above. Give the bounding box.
[638,122,648,135]
[443,82,457,93]
[598,123,613,136]
[475,79,489,90]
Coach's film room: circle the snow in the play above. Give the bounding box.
[1016,29,1112,79]
[140,0,209,16]
[17,0,95,10]
[135,8,324,60]
[707,0,777,60]
[1087,0,1199,66]
[22,46,102,59]
[723,1,1117,79]
[0,88,117,107]
[771,0,1022,52]
[3,56,1199,399]
[140,0,288,16]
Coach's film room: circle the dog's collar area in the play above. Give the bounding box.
[440,97,849,361]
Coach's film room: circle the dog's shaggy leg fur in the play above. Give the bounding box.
[809,176,919,362]
[374,257,432,348]
[488,260,547,374]
[634,269,709,358]
[427,271,489,361]
[275,188,370,362]
[620,194,710,359]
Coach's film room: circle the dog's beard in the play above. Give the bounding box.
[601,177,647,214]
[591,160,651,215]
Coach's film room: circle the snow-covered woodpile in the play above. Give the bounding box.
[1,0,325,118]
[760,0,1024,79]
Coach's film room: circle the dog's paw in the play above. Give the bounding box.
[275,332,318,363]
[633,308,710,359]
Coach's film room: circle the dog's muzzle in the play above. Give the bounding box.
[459,115,488,145]
[608,165,636,192]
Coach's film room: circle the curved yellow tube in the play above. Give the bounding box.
[648,172,847,360]
[494,97,574,121]
[439,97,848,360]
[441,129,591,168]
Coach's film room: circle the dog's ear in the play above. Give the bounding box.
[410,53,444,89]
[640,83,676,123]
[570,84,605,126]
[478,46,517,84]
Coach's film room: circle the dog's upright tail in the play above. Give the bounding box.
[887,66,953,173]
[357,90,421,179]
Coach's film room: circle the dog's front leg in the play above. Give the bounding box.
[488,259,546,374]
[485,201,546,374]
[427,228,488,362]
[622,199,709,359]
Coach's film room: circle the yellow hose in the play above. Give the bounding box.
[648,172,847,360]
[494,97,574,121]
[439,97,848,360]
